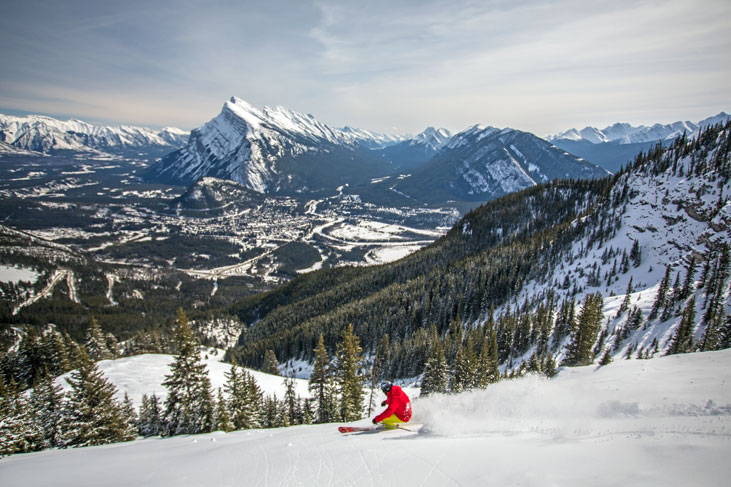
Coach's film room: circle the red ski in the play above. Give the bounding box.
[338,426,379,433]
[339,423,420,434]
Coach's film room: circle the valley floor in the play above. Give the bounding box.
[2,349,730,486]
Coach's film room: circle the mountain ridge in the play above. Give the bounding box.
[0,113,189,158]
[549,112,730,145]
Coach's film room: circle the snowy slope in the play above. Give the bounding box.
[0,113,189,155]
[507,125,731,369]
[3,349,729,486]
[549,112,730,145]
[53,350,311,409]
[394,125,609,203]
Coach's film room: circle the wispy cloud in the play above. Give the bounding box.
[0,0,728,134]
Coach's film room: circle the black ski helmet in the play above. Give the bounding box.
[380,382,392,394]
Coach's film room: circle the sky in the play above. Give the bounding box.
[0,0,729,136]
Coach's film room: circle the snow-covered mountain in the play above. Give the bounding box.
[549,112,730,145]
[4,349,729,486]
[147,96,400,193]
[547,112,730,173]
[339,125,409,149]
[375,126,453,171]
[409,126,452,152]
[0,113,189,157]
[392,125,609,203]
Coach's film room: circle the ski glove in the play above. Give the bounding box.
[372,418,377,424]
[381,401,387,406]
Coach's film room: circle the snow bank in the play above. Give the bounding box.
[55,350,311,408]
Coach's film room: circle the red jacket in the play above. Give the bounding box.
[375,385,412,423]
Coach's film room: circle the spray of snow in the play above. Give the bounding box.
[416,351,730,442]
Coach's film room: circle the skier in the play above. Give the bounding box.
[373,382,412,429]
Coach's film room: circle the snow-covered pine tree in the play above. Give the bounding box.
[475,330,499,388]
[680,256,697,300]
[616,277,634,318]
[16,327,43,388]
[649,266,672,320]
[162,309,214,436]
[44,329,71,376]
[700,309,725,352]
[335,324,366,422]
[138,393,163,437]
[630,240,642,267]
[667,296,696,355]
[214,388,234,432]
[565,293,604,366]
[420,339,448,396]
[248,371,265,427]
[30,370,64,448]
[451,344,476,392]
[0,376,44,456]
[262,349,280,376]
[85,317,112,361]
[121,392,138,436]
[262,394,279,428]
[283,376,297,426]
[58,349,135,448]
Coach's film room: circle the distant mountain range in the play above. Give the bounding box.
[0,113,189,160]
[145,96,607,205]
[3,103,727,202]
[547,112,730,172]
[549,113,729,145]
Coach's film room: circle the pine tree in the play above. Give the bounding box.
[42,330,71,377]
[85,317,112,361]
[121,392,138,437]
[0,377,44,456]
[138,394,163,437]
[162,309,214,436]
[565,293,604,366]
[451,344,476,393]
[334,325,366,422]
[224,362,246,429]
[262,349,280,376]
[241,370,264,429]
[283,376,297,426]
[30,371,64,449]
[543,352,557,377]
[649,266,672,320]
[700,309,725,352]
[667,297,696,355]
[16,327,43,388]
[630,240,642,267]
[420,340,448,396]
[214,388,234,432]
[599,348,613,366]
[309,334,336,423]
[262,395,279,428]
[58,349,135,448]
[475,330,499,387]
[616,277,633,318]
[627,306,644,331]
